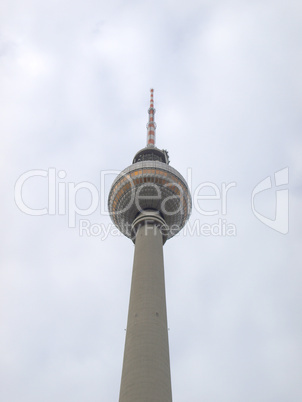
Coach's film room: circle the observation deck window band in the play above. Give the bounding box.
[111,186,189,212]
[111,178,189,199]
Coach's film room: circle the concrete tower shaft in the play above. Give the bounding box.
[119,213,172,402]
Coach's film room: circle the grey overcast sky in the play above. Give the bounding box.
[1,0,302,401]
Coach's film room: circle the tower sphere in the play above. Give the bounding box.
[108,91,192,241]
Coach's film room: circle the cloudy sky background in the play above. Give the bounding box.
[1,0,302,401]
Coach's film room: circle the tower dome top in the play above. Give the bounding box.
[132,146,169,164]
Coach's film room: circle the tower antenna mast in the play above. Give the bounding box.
[147,88,156,146]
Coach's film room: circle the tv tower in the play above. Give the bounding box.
[108,89,192,401]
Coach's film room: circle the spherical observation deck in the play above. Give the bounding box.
[108,147,192,241]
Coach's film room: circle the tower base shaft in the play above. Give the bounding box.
[119,222,172,402]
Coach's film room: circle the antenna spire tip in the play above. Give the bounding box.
[147,89,156,146]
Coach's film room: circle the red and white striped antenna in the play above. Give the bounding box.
[146,88,156,146]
